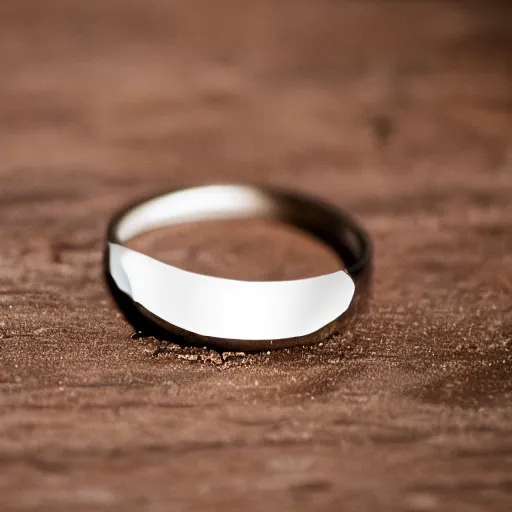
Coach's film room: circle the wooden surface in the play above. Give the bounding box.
[1,1,512,510]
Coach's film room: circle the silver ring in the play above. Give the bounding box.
[105,184,371,351]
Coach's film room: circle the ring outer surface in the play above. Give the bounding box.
[104,184,372,352]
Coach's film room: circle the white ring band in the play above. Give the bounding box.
[105,184,371,351]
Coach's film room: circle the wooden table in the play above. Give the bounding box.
[1,1,511,510]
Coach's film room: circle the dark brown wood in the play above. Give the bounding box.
[1,1,511,511]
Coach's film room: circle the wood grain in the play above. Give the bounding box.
[0,1,511,511]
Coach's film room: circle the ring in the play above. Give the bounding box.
[105,184,372,352]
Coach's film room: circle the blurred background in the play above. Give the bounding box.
[1,1,511,511]
[2,1,511,186]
